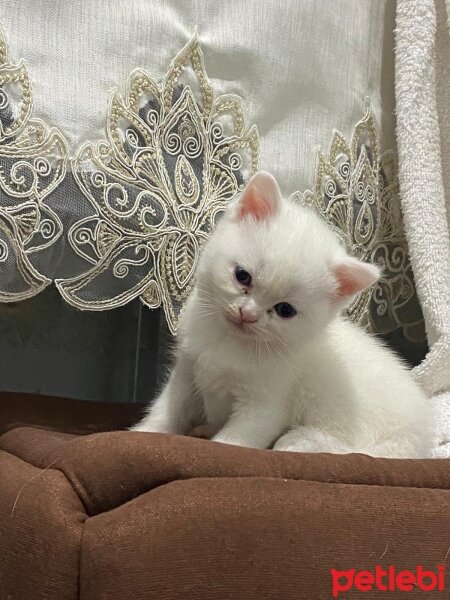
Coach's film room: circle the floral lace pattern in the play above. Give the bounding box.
[55,37,258,333]
[292,108,425,342]
[0,26,424,346]
[0,29,67,301]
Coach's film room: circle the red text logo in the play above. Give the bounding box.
[330,565,445,597]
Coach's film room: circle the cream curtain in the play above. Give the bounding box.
[0,1,397,333]
[1,0,429,405]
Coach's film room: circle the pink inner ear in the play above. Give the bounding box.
[335,267,362,297]
[238,187,273,221]
[334,260,379,298]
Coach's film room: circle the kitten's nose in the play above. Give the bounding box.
[239,307,258,323]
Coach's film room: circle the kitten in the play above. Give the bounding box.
[132,171,432,458]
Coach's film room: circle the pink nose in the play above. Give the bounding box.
[239,307,258,323]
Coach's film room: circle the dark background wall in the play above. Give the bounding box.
[0,286,171,403]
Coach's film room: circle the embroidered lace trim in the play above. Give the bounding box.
[0,28,67,301]
[0,30,258,332]
[292,107,424,343]
[55,36,259,333]
[0,27,423,343]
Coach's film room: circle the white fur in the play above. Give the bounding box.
[133,172,432,458]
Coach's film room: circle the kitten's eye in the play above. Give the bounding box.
[274,302,297,319]
[235,266,252,286]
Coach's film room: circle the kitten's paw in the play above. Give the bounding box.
[273,427,351,454]
[211,433,247,447]
[129,418,172,434]
[432,444,450,459]
[188,424,216,439]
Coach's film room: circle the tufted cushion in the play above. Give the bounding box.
[2,423,450,599]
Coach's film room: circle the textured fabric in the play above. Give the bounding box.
[80,477,450,600]
[2,424,450,599]
[4,426,450,516]
[3,1,393,174]
[0,451,85,599]
[395,0,450,455]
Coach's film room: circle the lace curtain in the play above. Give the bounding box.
[0,0,426,402]
[0,32,258,333]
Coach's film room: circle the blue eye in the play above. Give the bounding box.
[274,302,297,318]
[235,266,252,286]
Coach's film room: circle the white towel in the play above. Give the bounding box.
[395,0,450,457]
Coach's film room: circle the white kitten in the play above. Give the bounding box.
[133,171,432,458]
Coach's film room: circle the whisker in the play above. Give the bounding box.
[270,341,303,389]
[194,309,218,318]
[198,301,216,310]
[195,285,218,300]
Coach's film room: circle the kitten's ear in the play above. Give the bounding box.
[332,257,380,298]
[236,171,282,222]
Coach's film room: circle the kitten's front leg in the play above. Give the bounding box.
[212,393,288,449]
[131,356,201,435]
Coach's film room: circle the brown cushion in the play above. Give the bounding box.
[2,427,450,516]
[2,426,450,599]
[0,448,85,599]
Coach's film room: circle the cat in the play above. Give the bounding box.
[132,171,432,458]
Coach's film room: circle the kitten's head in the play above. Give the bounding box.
[195,171,379,348]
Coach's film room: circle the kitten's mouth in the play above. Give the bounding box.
[225,314,257,333]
